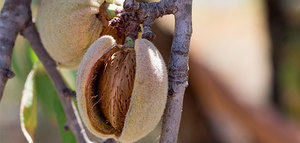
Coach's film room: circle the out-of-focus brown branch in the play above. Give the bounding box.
[190,59,300,143]
[267,0,288,108]
[0,0,31,102]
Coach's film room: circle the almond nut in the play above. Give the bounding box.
[37,0,122,68]
[76,35,168,142]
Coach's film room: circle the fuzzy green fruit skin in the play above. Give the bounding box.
[37,0,104,68]
[77,36,168,143]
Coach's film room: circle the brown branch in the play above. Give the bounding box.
[267,0,288,108]
[20,22,88,143]
[123,0,175,40]
[160,0,192,142]
[0,0,31,102]
[110,0,176,41]
[190,60,300,143]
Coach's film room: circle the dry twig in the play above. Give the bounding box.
[0,0,31,101]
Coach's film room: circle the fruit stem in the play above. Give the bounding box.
[124,37,135,47]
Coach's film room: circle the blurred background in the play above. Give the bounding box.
[1,0,300,142]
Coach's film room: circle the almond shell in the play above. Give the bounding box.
[76,35,168,142]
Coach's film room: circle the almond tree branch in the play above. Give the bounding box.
[122,0,176,40]
[0,0,31,102]
[160,0,192,142]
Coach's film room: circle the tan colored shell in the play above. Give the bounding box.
[76,35,168,142]
[37,0,105,68]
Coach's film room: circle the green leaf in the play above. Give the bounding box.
[26,44,39,68]
[59,68,77,90]
[34,65,76,143]
[12,39,33,81]
[20,70,37,143]
[35,65,55,118]
[11,52,22,79]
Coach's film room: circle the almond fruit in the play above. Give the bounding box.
[36,0,123,68]
[76,35,168,142]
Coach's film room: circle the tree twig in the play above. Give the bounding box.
[0,0,31,102]
[160,0,192,142]
[20,22,87,143]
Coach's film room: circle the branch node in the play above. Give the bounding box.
[6,70,15,79]
[142,20,155,41]
[0,68,15,79]
[123,0,136,12]
[63,88,76,98]
[64,124,70,131]
[142,29,155,41]
[110,0,174,41]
